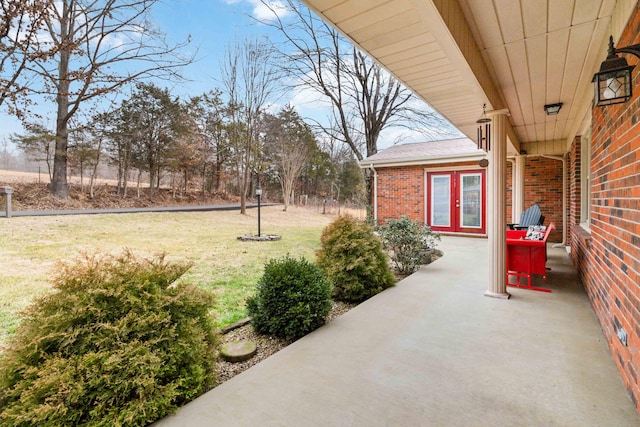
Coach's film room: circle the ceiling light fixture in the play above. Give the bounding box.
[544,103,563,115]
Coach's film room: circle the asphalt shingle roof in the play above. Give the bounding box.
[362,138,485,165]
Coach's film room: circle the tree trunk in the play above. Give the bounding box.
[50,3,71,198]
[51,129,69,197]
[89,137,102,199]
[363,168,373,221]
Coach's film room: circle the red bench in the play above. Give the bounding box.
[506,223,556,292]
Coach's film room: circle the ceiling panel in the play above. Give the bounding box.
[378,41,437,65]
[302,0,619,151]
[547,0,575,32]
[522,1,548,38]
[461,0,503,49]
[368,34,429,59]
[526,36,548,126]
[572,0,604,25]
[545,29,570,102]
[339,1,412,33]
[494,0,524,44]
[323,0,390,23]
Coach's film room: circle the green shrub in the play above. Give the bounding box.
[247,255,332,340]
[0,251,217,427]
[377,215,442,275]
[316,216,395,303]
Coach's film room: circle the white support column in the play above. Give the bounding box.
[485,111,510,299]
[512,155,526,223]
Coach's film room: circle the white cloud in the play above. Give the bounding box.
[251,0,291,21]
[288,84,332,112]
[221,0,291,22]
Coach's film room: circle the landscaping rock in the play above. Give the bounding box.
[220,340,258,363]
[237,234,282,242]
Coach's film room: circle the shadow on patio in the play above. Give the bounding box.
[155,236,639,426]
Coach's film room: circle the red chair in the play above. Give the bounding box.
[506,223,556,292]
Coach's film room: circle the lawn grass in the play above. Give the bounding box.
[0,206,342,346]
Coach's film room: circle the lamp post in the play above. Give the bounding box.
[255,185,262,237]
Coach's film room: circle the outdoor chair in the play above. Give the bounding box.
[506,222,556,292]
[507,203,544,230]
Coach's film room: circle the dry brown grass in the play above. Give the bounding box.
[0,169,119,186]
[0,205,368,347]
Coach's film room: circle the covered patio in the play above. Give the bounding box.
[299,0,640,411]
[156,236,639,426]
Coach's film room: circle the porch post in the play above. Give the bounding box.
[485,110,510,299]
[512,155,525,222]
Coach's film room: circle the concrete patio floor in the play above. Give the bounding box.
[155,236,640,426]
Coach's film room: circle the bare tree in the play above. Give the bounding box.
[0,0,53,109]
[9,0,195,198]
[220,38,281,214]
[260,0,457,204]
[262,105,312,211]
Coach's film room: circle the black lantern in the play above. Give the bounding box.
[593,36,640,107]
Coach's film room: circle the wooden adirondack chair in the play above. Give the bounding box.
[507,203,544,230]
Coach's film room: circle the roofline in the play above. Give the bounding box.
[359,152,487,168]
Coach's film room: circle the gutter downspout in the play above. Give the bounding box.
[369,164,377,223]
[541,155,567,248]
[507,158,516,222]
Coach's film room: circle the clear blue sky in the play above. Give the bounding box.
[0,0,451,154]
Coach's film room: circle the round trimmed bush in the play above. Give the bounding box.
[0,251,218,427]
[377,215,441,275]
[247,255,332,340]
[316,216,395,303]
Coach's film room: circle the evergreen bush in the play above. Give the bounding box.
[377,215,441,275]
[316,216,395,303]
[0,251,217,427]
[247,255,332,340]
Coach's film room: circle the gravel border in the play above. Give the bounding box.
[215,301,356,384]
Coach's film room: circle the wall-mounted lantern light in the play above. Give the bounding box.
[544,103,563,115]
[593,36,640,107]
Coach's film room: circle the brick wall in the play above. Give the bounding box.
[505,157,563,243]
[375,164,425,223]
[570,4,640,412]
[568,136,581,248]
[374,161,480,225]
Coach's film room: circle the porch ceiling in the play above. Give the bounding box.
[300,0,618,155]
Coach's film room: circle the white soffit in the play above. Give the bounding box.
[301,0,624,151]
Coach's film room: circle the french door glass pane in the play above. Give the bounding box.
[431,175,450,227]
[461,174,481,228]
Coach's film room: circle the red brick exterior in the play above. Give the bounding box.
[505,157,563,243]
[376,165,425,223]
[569,4,640,411]
[568,136,582,248]
[374,161,479,225]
